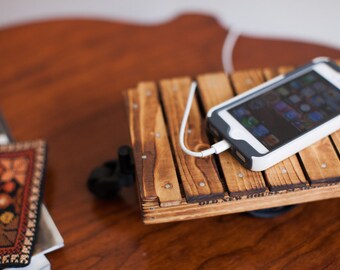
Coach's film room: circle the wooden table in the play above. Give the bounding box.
[0,14,339,269]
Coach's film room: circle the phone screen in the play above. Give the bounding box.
[228,71,340,150]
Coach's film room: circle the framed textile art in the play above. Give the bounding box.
[0,141,46,268]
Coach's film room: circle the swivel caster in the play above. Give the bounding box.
[247,205,297,218]
[87,145,135,199]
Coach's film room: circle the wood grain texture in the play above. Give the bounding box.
[128,82,182,206]
[197,73,267,196]
[0,14,339,270]
[160,77,226,202]
[299,137,340,184]
[127,88,157,203]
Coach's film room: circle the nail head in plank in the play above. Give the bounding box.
[160,77,225,203]
[136,82,183,206]
[197,73,267,196]
[127,88,158,203]
[299,137,340,185]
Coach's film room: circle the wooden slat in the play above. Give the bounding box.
[127,88,157,203]
[278,67,340,185]
[127,83,183,206]
[197,73,267,196]
[262,68,309,191]
[160,77,226,203]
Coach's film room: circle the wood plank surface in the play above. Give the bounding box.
[277,66,340,185]
[127,83,183,206]
[160,77,226,203]
[138,82,182,206]
[127,88,158,203]
[230,69,308,191]
[197,73,267,196]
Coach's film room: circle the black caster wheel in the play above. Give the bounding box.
[247,205,297,218]
[87,145,135,199]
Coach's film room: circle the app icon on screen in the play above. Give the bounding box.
[299,104,311,112]
[232,107,250,118]
[301,87,315,97]
[288,94,301,104]
[249,99,265,110]
[253,125,269,137]
[242,116,259,128]
[313,81,326,91]
[274,101,288,111]
[302,74,317,84]
[293,119,313,130]
[290,81,301,89]
[308,111,323,122]
[284,110,299,120]
[277,87,290,96]
[263,134,280,147]
[310,96,325,107]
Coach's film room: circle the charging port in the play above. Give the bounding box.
[236,151,246,163]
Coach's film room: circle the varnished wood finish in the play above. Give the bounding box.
[160,78,225,202]
[127,83,182,206]
[129,64,340,224]
[1,15,339,269]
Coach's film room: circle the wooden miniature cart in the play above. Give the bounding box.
[125,63,340,224]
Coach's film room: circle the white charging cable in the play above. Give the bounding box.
[179,81,231,158]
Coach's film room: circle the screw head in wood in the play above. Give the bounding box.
[321,163,327,168]
[281,168,287,174]
[142,155,147,159]
[155,132,161,138]
[164,183,172,189]
[238,173,244,178]
[199,181,205,187]
[245,78,253,84]
[132,103,138,109]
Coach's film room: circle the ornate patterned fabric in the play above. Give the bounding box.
[0,141,46,268]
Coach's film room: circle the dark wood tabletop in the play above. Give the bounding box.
[0,14,339,269]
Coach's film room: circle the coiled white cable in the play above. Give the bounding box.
[179,81,231,158]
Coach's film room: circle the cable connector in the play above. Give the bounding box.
[179,81,231,158]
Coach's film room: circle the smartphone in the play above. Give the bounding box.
[207,57,340,171]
